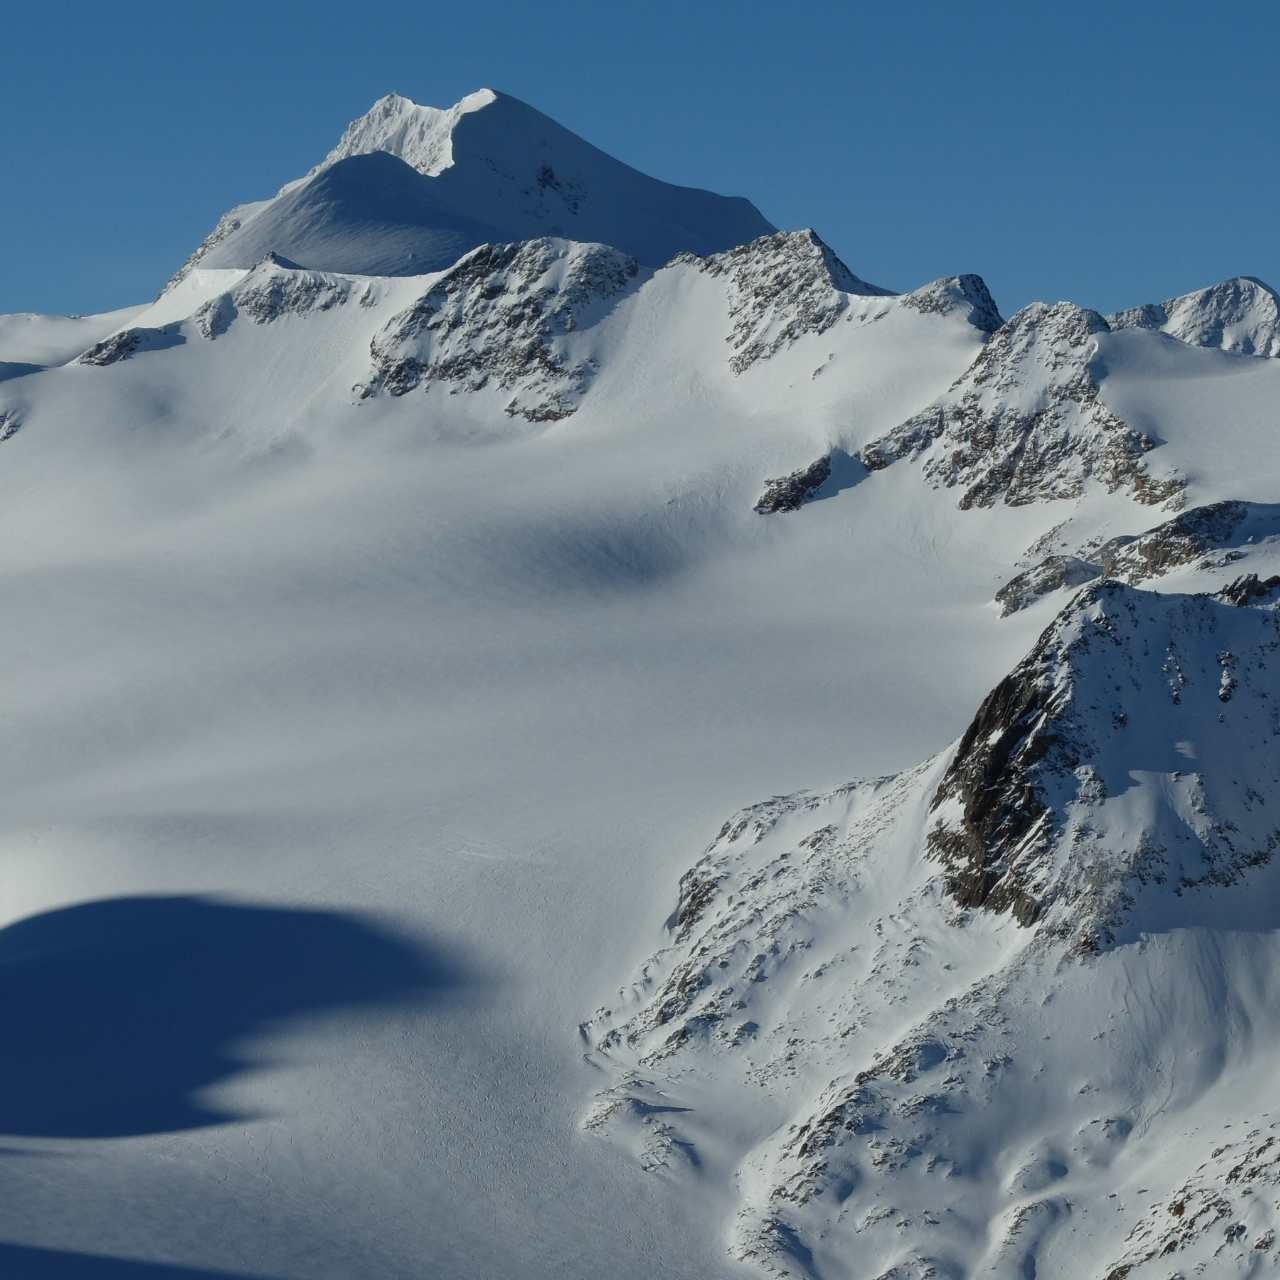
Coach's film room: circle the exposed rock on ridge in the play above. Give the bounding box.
[861,302,1184,508]
[362,238,639,420]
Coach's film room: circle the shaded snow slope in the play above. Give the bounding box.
[174,88,776,282]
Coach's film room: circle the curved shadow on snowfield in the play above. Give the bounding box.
[0,894,464,1139]
[0,1242,280,1278]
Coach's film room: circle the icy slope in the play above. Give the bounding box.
[174,89,776,281]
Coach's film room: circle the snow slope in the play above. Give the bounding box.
[174,89,776,281]
[4,92,1280,1280]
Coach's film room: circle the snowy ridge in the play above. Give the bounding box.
[1109,276,1280,358]
[686,231,1000,375]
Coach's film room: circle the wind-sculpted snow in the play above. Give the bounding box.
[585,581,1280,1278]
[362,238,639,420]
[1109,276,1280,358]
[861,302,1185,509]
[1102,1122,1280,1276]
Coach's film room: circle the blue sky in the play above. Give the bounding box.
[5,0,1277,317]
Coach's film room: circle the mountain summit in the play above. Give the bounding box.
[171,89,776,284]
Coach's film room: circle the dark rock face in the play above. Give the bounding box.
[1220,573,1280,607]
[861,302,1184,509]
[365,238,639,420]
[754,455,832,513]
[0,409,21,442]
[929,582,1280,941]
[927,644,1072,926]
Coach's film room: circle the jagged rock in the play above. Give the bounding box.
[898,273,1004,333]
[1109,276,1280,358]
[686,230,892,374]
[77,330,143,366]
[0,409,22,442]
[1099,500,1256,580]
[861,302,1184,508]
[364,238,638,419]
[754,456,832,513]
[995,500,1280,616]
[929,582,1280,936]
[686,232,1001,377]
[1220,573,1280,607]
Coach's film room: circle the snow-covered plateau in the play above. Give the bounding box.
[3,89,1280,1279]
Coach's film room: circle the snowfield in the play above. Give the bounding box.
[2,89,1280,1279]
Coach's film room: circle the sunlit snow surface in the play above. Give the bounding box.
[2,91,1280,1280]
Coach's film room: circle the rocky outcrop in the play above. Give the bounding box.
[898,273,1004,333]
[192,256,356,339]
[994,554,1101,616]
[929,582,1280,940]
[362,238,639,420]
[686,230,892,374]
[684,231,1001,376]
[1103,1121,1280,1277]
[76,325,183,366]
[996,501,1280,616]
[861,302,1184,508]
[77,330,143,367]
[754,455,832,513]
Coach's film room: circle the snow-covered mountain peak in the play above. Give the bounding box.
[309,87,499,181]
[1109,274,1280,357]
[169,88,776,285]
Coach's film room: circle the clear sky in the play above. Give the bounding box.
[5,0,1278,318]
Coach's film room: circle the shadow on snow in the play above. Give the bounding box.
[0,894,464,1139]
